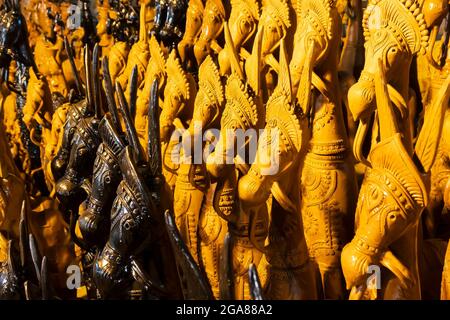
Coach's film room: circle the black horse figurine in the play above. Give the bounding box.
[77,57,126,248]
[92,64,157,297]
[55,44,102,213]
[151,0,187,47]
[50,36,95,182]
[93,145,160,298]
[0,0,39,82]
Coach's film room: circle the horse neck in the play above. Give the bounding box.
[178,76,197,124]
[384,67,414,153]
[310,52,350,147]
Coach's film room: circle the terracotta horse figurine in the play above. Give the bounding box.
[0,119,27,276]
[205,23,268,300]
[106,1,141,87]
[244,0,290,100]
[173,54,224,264]
[239,39,318,300]
[287,0,358,299]
[0,200,58,299]
[135,35,167,154]
[117,2,149,97]
[160,50,197,192]
[193,0,227,66]
[171,54,226,297]
[416,12,450,239]
[218,0,260,77]
[177,0,204,71]
[32,1,70,105]
[96,0,114,58]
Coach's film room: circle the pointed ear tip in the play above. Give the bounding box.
[164,210,174,226]
[115,79,122,91]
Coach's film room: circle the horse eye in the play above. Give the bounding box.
[77,148,87,157]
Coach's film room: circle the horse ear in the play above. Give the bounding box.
[13,0,19,12]
[19,200,28,269]
[116,80,145,164]
[84,44,94,114]
[17,29,41,78]
[40,256,48,300]
[148,79,162,178]
[219,233,233,299]
[29,234,42,282]
[296,38,315,117]
[102,56,121,132]
[278,39,292,104]
[6,240,17,280]
[247,24,264,95]
[128,65,138,121]
[92,43,102,119]
[64,36,84,97]
[248,263,264,300]
[223,21,244,80]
